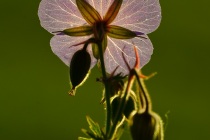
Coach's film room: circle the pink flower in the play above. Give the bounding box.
[38,0,161,75]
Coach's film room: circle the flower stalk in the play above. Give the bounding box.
[97,41,112,137]
[109,72,135,139]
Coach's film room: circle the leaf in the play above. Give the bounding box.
[63,25,93,36]
[81,129,98,139]
[104,0,123,24]
[112,0,161,34]
[78,137,93,140]
[38,0,86,33]
[50,35,97,68]
[86,116,102,137]
[104,35,153,75]
[76,0,102,25]
[107,25,136,39]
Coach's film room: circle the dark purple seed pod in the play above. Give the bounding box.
[69,48,91,95]
[129,111,164,140]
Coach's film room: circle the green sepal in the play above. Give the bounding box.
[92,43,98,59]
[92,36,107,59]
[104,0,123,24]
[107,25,137,39]
[63,26,93,36]
[76,0,102,25]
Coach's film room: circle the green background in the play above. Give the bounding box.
[1,0,210,140]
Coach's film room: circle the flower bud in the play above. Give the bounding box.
[111,96,123,121]
[69,48,91,95]
[109,73,125,97]
[111,96,136,121]
[129,111,164,140]
[124,96,136,119]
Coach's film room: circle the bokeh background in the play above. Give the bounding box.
[1,0,210,140]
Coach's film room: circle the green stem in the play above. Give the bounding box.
[109,71,135,139]
[134,71,152,112]
[97,41,111,138]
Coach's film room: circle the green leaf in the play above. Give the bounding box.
[86,116,102,137]
[104,0,123,24]
[81,129,98,139]
[78,137,93,140]
[76,0,102,25]
[107,25,137,39]
[63,26,93,36]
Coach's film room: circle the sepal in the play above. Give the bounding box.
[92,36,107,59]
[104,0,123,24]
[63,26,93,36]
[76,0,102,25]
[107,25,137,39]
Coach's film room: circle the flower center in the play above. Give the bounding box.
[93,21,107,41]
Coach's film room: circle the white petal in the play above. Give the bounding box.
[50,35,97,68]
[112,0,161,34]
[86,0,114,18]
[38,0,86,33]
[104,36,153,75]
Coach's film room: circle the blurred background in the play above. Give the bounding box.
[1,0,210,140]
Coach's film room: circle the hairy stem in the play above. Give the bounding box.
[97,42,111,138]
[134,71,152,112]
[109,71,135,139]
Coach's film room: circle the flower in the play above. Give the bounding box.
[38,0,161,75]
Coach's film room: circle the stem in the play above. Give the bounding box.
[97,41,111,138]
[134,71,152,112]
[135,80,145,111]
[109,71,135,139]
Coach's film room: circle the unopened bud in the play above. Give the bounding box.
[111,96,123,121]
[111,96,136,121]
[124,96,136,119]
[69,48,91,95]
[129,111,164,140]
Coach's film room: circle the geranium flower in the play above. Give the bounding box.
[38,0,161,75]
